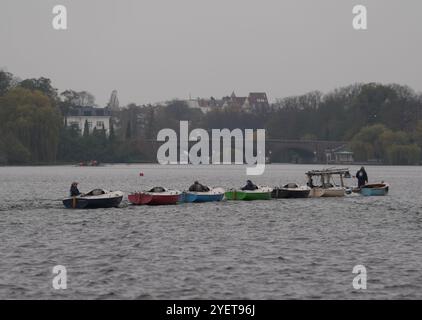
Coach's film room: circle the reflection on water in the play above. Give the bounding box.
[0,164,421,299]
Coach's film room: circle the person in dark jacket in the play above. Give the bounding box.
[70,182,81,197]
[189,181,210,192]
[241,180,258,191]
[356,167,368,188]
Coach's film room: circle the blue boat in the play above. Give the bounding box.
[360,183,389,196]
[180,188,225,203]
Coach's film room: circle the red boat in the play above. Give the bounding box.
[128,187,181,205]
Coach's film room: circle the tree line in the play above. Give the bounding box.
[1,69,422,165]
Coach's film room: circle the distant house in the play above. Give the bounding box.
[247,92,270,110]
[223,91,270,112]
[325,146,354,164]
[183,91,270,113]
[185,96,224,113]
[222,92,247,110]
[65,106,112,135]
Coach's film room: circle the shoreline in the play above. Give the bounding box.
[0,162,420,167]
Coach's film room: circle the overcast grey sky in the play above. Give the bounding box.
[1,0,421,106]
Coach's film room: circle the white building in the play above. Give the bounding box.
[184,97,223,113]
[185,99,212,113]
[65,106,112,135]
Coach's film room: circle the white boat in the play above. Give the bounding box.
[306,168,351,198]
[309,186,345,198]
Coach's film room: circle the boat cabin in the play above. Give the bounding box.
[306,168,351,188]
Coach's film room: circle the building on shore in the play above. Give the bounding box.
[64,106,112,135]
[325,146,354,164]
[222,91,270,112]
[184,91,270,113]
[184,97,223,113]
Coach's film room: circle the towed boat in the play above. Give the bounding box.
[180,187,225,203]
[63,189,123,209]
[225,186,272,201]
[272,183,310,199]
[128,187,181,205]
[359,183,389,196]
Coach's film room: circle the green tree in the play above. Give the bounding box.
[83,120,90,138]
[109,119,115,141]
[19,77,58,100]
[350,124,388,161]
[125,121,132,140]
[0,70,15,96]
[351,124,420,164]
[385,144,421,165]
[0,87,61,163]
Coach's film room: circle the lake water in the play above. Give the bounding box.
[0,164,421,299]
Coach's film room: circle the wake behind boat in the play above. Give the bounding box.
[63,189,123,209]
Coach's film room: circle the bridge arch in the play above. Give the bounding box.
[269,146,316,163]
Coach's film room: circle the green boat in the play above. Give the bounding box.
[225,187,272,201]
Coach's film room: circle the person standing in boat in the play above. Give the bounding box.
[189,181,210,192]
[241,180,258,191]
[70,182,81,197]
[307,177,315,188]
[356,167,368,188]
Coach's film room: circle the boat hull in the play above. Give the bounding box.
[322,188,345,197]
[309,187,345,198]
[181,189,225,203]
[271,188,310,199]
[63,195,123,209]
[360,184,389,196]
[128,192,180,205]
[225,188,272,201]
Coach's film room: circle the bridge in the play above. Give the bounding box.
[145,137,348,163]
[266,139,348,162]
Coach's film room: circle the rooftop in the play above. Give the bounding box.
[66,106,112,117]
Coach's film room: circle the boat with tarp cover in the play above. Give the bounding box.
[271,183,311,199]
[128,187,181,205]
[63,189,123,209]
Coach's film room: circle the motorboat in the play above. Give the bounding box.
[180,187,225,203]
[225,186,273,201]
[63,189,123,209]
[306,168,351,198]
[271,183,311,199]
[128,187,181,205]
[309,185,346,198]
